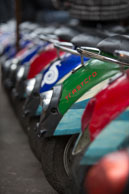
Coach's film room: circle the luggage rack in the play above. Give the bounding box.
[77,47,129,67]
[40,34,129,68]
[40,34,83,62]
[54,44,101,66]
[54,43,79,55]
[114,50,129,63]
[54,43,100,56]
[40,34,73,47]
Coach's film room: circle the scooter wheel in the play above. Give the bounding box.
[68,151,91,194]
[41,135,78,194]
[28,116,41,160]
[13,99,29,132]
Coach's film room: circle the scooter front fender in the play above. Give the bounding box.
[53,78,110,136]
[43,59,122,137]
[58,59,121,115]
[27,44,64,79]
[54,99,89,136]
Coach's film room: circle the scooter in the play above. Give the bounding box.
[23,27,110,139]
[25,32,107,158]
[0,22,39,64]
[0,21,15,56]
[72,113,129,194]
[23,28,107,124]
[1,24,56,85]
[11,26,106,130]
[73,70,129,155]
[36,35,129,194]
[12,25,104,100]
[4,26,83,130]
[1,22,42,82]
[7,25,81,96]
[69,62,129,194]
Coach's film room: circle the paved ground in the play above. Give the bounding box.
[0,81,57,194]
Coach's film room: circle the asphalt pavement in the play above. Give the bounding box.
[0,80,57,194]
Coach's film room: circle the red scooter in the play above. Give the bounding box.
[73,69,129,155]
[70,69,129,194]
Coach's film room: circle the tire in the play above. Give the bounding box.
[28,116,42,160]
[68,143,91,194]
[68,153,89,194]
[13,98,30,132]
[41,134,78,194]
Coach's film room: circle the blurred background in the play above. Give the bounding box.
[1,0,129,25]
[0,0,70,24]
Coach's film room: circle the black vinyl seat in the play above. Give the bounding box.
[41,24,129,45]
[106,25,127,34]
[71,29,107,47]
[54,26,79,42]
[40,26,58,34]
[97,35,129,55]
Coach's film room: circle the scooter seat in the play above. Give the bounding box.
[71,29,107,47]
[54,26,80,42]
[102,24,129,36]
[40,26,58,34]
[97,35,129,55]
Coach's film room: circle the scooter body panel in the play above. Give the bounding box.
[40,59,122,137]
[39,54,89,93]
[81,71,129,140]
[15,43,34,59]
[80,111,129,166]
[20,43,45,65]
[2,39,31,60]
[53,78,110,136]
[20,46,39,64]
[58,59,121,115]
[27,44,64,79]
[72,72,129,155]
[54,99,89,136]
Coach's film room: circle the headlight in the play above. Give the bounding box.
[16,66,25,81]
[3,59,12,70]
[0,55,6,65]
[40,90,53,111]
[10,59,18,72]
[3,58,18,73]
[0,46,4,55]
[26,78,36,96]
